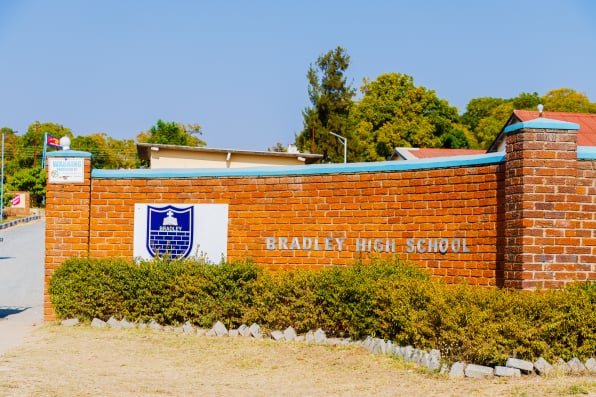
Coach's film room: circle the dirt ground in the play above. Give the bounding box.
[0,325,594,397]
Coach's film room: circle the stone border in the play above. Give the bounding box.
[61,317,596,379]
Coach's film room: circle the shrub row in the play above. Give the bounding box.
[49,257,595,366]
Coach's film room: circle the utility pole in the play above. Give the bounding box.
[33,122,39,168]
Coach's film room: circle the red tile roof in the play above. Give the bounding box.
[408,148,486,159]
[514,110,596,146]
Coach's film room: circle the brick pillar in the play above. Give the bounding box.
[44,151,93,320]
[504,117,580,289]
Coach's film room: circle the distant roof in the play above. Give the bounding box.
[513,110,596,146]
[488,110,596,152]
[137,143,324,164]
[391,147,486,161]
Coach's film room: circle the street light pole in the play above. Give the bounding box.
[329,131,347,164]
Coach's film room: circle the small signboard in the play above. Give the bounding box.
[48,157,85,183]
[10,195,20,206]
[134,203,228,263]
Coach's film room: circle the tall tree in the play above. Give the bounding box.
[541,88,596,113]
[0,127,20,175]
[473,101,515,149]
[462,89,595,149]
[19,122,72,168]
[106,137,139,169]
[137,120,206,146]
[460,97,508,134]
[512,92,541,110]
[350,73,463,161]
[295,46,356,162]
[71,133,114,169]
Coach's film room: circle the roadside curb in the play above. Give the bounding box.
[0,215,43,231]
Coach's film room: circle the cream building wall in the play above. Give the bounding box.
[137,143,323,169]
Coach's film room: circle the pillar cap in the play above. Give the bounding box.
[504,117,580,133]
[46,150,92,158]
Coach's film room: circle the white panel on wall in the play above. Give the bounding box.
[134,203,228,263]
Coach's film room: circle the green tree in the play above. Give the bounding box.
[295,46,356,162]
[541,88,596,113]
[6,167,46,207]
[441,128,472,149]
[137,120,206,146]
[473,102,515,149]
[463,89,595,150]
[268,142,287,152]
[350,73,463,161]
[0,128,20,175]
[71,134,111,169]
[106,137,140,169]
[71,133,140,169]
[512,92,541,110]
[460,97,508,134]
[18,122,72,169]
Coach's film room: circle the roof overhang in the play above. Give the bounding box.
[136,143,324,164]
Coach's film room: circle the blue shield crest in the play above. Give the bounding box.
[146,205,194,258]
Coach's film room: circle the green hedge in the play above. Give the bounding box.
[49,256,595,366]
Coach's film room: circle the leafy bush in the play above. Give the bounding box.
[49,256,595,366]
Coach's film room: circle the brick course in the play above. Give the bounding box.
[43,123,596,320]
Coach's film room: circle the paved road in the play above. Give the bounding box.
[0,219,45,353]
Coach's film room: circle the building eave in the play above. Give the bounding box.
[136,143,324,164]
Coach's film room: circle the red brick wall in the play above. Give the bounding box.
[576,159,596,281]
[505,127,595,288]
[44,157,92,320]
[43,124,596,320]
[85,164,505,287]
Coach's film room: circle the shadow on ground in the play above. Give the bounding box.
[0,307,29,318]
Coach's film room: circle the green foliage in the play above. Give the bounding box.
[19,122,72,168]
[49,257,595,366]
[473,102,515,149]
[460,97,508,133]
[106,137,140,169]
[49,257,260,329]
[0,128,20,176]
[512,91,542,110]
[267,142,287,152]
[350,73,462,161]
[462,89,596,149]
[138,119,206,147]
[440,128,470,149]
[0,121,145,206]
[542,88,596,113]
[295,46,357,163]
[71,134,110,169]
[5,167,46,206]
[70,133,140,169]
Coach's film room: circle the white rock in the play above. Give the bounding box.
[465,364,494,379]
[495,366,521,377]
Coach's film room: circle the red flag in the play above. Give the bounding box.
[47,135,61,148]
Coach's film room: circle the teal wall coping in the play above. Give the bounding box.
[46,150,93,158]
[577,146,596,159]
[92,152,505,179]
[504,117,580,133]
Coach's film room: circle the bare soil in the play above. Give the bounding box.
[0,325,594,396]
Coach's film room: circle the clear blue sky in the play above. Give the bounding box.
[0,0,594,151]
